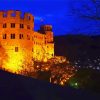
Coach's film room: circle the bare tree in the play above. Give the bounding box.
[71,0,100,20]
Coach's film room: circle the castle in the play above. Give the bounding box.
[0,10,54,73]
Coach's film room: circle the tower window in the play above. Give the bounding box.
[11,34,15,39]
[19,34,24,39]
[11,23,15,28]
[2,34,6,39]
[3,23,7,28]
[15,47,18,52]
[27,25,30,29]
[20,24,24,28]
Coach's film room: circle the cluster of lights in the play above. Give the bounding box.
[33,57,76,86]
[73,57,100,70]
[50,64,75,86]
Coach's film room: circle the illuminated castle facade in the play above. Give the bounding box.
[0,10,54,72]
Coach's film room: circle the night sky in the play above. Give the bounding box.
[0,0,100,36]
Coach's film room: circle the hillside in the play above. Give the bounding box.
[0,70,100,100]
[54,35,100,66]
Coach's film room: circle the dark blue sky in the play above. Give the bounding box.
[0,0,100,36]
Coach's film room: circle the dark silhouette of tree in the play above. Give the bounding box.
[68,68,100,93]
[71,0,100,20]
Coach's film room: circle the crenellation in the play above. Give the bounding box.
[15,10,21,18]
[0,10,34,24]
[7,10,15,17]
[0,11,4,18]
[24,13,34,22]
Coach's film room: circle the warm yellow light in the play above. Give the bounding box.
[45,67,49,71]
[3,48,24,73]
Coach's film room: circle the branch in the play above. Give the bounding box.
[71,0,100,20]
[80,15,100,20]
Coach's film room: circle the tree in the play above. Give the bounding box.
[71,0,100,20]
[68,68,100,93]
[50,62,76,85]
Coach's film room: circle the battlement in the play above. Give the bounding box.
[0,10,34,22]
[40,25,52,31]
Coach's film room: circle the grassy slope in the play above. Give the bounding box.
[0,70,100,100]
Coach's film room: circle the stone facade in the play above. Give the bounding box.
[0,10,54,72]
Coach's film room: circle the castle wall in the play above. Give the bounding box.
[0,10,34,72]
[0,10,54,73]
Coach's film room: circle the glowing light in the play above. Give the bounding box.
[60,81,64,86]
[75,82,78,86]
[45,67,49,71]
[3,49,24,73]
[70,81,79,88]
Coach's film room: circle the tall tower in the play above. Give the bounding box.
[0,10,34,73]
[39,25,54,59]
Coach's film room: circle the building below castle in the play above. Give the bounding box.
[0,10,54,73]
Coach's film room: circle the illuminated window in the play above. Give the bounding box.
[3,23,7,28]
[15,47,18,52]
[19,34,23,39]
[20,24,24,28]
[11,34,15,39]
[11,23,15,28]
[2,34,6,39]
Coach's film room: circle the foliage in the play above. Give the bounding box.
[68,68,100,93]
[22,59,76,85]
[71,0,100,20]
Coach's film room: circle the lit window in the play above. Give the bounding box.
[19,34,24,39]
[20,24,24,28]
[11,23,15,28]
[15,47,18,52]
[2,34,6,39]
[11,34,15,39]
[3,23,7,28]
